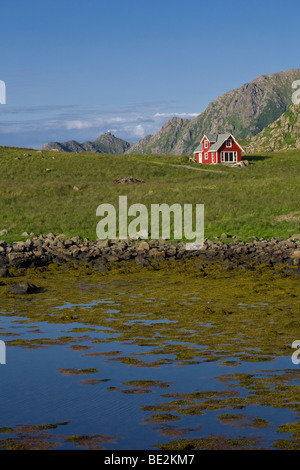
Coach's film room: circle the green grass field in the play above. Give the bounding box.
[0,146,299,243]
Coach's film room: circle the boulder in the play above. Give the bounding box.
[0,267,9,278]
[7,281,42,295]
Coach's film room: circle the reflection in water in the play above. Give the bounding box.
[0,261,299,450]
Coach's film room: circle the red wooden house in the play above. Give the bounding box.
[193,133,244,164]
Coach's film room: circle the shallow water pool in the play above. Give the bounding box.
[0,261,299,450]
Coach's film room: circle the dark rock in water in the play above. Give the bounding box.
[282,267,300,277]
[220,264,234,271]
[135,255,150,267]
[94,265,109,273]
[0,267,9,278]
[7,281,42,295]
[92,261,109,272]
[60,264,72,271]
[0,281,6,286]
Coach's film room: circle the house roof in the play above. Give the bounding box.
[209,134,232,151]
[193,133,245,153]
[201,133,218,143]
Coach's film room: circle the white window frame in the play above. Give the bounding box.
[226,138,232,148]
[204,152,208,160]
[221,151,237,163]
[204,140,208,149]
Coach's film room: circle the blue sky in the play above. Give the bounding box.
[0,0,299,148]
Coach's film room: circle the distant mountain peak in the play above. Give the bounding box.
[42,132,133,154]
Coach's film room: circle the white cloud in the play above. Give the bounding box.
[132,124,145,138]
[64,117,129,130]
[154,112,199,118]
[64,120,91,130]
[0,104,200,147]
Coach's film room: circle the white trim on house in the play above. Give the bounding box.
[209,133,245,153]
[229,135,245,152]
[221,151,238,163]
[193,132,245,158]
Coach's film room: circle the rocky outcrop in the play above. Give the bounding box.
[245,103,300,153]
[127,118,188,155]
[124,134,153,154]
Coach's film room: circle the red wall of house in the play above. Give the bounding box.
[202,137,213,163]
[218,139,242,162]
[202,137,210,151]
[196,138,242,163]
[196,137,242,164]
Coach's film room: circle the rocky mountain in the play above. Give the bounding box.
[42,133,133,154]
[41,140,85,153]
[42,68,300,156]
[245,103,300,153]
[127,68,300,155]
[126,118,190,155]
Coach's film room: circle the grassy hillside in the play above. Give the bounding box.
[0,146,299,243]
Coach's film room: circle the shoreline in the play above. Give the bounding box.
[0,234,300,274]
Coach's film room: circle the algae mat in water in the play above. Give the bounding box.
[0,260,299,449]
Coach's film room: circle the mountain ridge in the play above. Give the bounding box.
[127,68,300,155]
[42,68,300,155]
[42,133,133,154]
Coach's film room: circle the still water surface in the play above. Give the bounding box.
[0,263,299,450]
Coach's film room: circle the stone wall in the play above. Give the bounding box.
[0,234,300,273]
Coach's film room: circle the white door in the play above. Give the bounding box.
[199,153,202,163]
